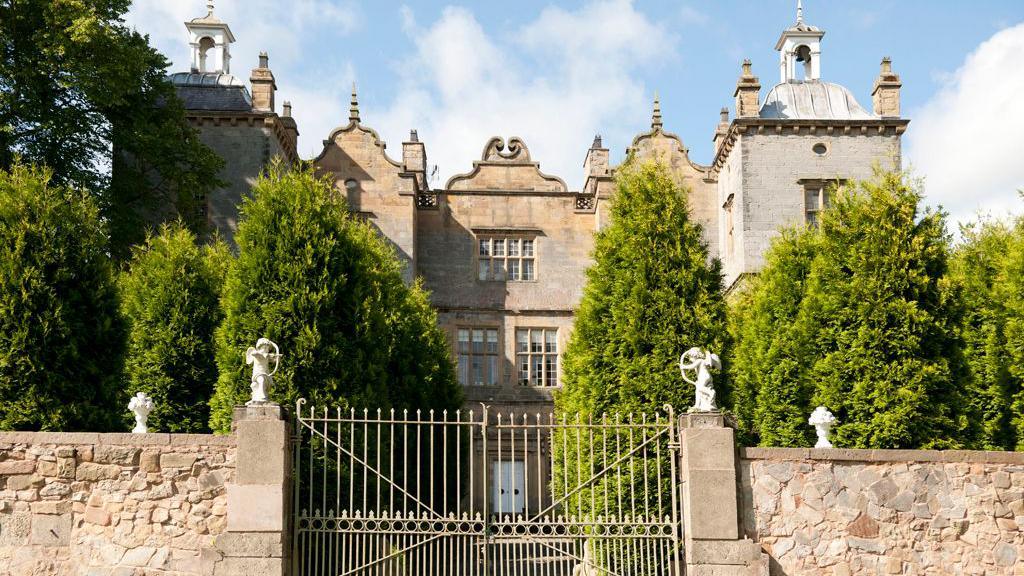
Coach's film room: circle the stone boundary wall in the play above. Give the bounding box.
[0,432,236,576]
[738,447,1024,575]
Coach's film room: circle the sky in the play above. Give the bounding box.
[125,0,1024,229]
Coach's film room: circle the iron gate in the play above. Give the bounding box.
[292,399,682,575]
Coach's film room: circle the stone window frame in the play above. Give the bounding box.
[799,178,846,228]
[475,233,538,283]
[455,326,501,387]
[515,327,559,387]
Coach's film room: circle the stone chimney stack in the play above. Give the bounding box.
[871,57,902,118]
[403,129,427,190]
[250,51,276,113]
[734,59,761,118]
[582,134,610,195]
[713,107,730,152]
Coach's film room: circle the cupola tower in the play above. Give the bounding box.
[185,1,235,74]
[775,0,824,83]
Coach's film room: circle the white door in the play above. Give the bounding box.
[492,461,526,515]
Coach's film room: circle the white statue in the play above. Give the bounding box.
[245,338,281,405]
[128,392,154,433]
[808,406,837,448]
[679,347,721,412]
[572,544,597,576]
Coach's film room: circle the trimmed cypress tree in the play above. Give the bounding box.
[729,228,819,447]
[556,159,728,418]
[208,163,460,433]
[950,216,1024,450]
[120,223,230,433]
[730,171,970,449]
[0,162,124,431]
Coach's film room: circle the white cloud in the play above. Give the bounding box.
[907,23,1024,228]
[370,1,676,189]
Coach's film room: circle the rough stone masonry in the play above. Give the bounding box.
[0,432,235,575]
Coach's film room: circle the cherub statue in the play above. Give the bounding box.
[571,544,597,576]
[245,338,281,405]
[128,392,154,433]
[679,347,721,412]
[808,406,838,448]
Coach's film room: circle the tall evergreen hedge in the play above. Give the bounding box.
[0,162,124,430]
[208,164,461,433]
[950,216,1024,450]
[120,224,229,433]
[730,171,971,449]
[555,159,728,418]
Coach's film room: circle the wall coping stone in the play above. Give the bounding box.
[0,431,235,447]
[740,446,1024,464]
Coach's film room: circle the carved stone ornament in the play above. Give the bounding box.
[808,406,838,448]
[128,392,154,434]
[679,347,721,412]
[246,338,281,405]
[571,544,598,576]
[482,137,531,162]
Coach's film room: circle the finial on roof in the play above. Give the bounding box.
[741,59,753,76]
[349,82,360,124]
[652,93,663,130]
[796,0,804,24]
[207,0,215,16]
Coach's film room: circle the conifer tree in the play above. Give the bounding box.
[556,159,728,416]
[208,163,460,433]
[950,216,1024,450]
[729,229,819,446]
[120,224,230,433]
[731,171,970,449]
[0,162,124,431]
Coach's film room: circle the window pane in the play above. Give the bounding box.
[492,239,505,257]
[545,355,557,386]
[545,330,557,353]
[531,357,543,385]
[486,330,499,354]
[472,329,485,354]
[522,259,534,281]
[516,330,528,353]
[458,354,469,385]
[805,188,819,209]
[457,329,470,353]
[479,238,490,256]
[522,239,534,257]
[479,260,489,281]
[487,356,497,385]
[508,239,520,257]
[531,330,543,353]
[493,260,506,281]
[822,189,832,209]
[508,260,520,281]
[806,211,818,228]
[518,356,529,385]
[472,356,483,386]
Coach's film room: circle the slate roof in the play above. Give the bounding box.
[169,72,252,112]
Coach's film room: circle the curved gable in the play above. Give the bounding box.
[446,137,568,192]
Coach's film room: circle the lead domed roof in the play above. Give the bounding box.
[760,80,875,120]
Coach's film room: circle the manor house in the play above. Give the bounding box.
[170,3,907,414]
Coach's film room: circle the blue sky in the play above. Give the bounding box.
[127,0,1024,227]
